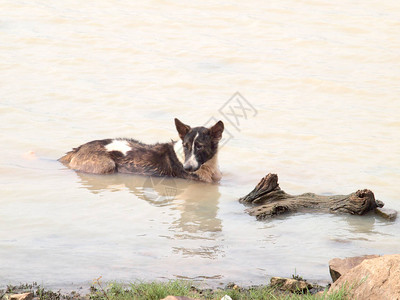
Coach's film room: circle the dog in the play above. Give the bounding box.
[58,118,224,183]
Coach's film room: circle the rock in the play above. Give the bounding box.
[8,293,33,300]
[375,207,397,220]
[329,254,380,282]
[161,296,199,300]
[225,282,240,290]
[270,277,312,293]
[329,254,400,300]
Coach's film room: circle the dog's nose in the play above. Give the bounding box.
[184,165,193,172]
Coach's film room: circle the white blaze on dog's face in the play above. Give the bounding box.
[183,132,199,171]
[174,118,224,172]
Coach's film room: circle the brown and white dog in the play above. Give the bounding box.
[58,118,224,183]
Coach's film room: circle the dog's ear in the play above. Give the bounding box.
[175,118,191,140]
[209,120,224,142]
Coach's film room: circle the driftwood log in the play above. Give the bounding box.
[239,173,385,220]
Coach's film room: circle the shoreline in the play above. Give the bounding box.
[5,254,400,299]
[0,276,333,295]
[1,278,331,300]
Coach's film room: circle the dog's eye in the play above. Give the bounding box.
[195,144,203,150]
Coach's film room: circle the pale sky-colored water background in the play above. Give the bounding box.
[1,0,400,290]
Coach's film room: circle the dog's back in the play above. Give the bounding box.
[59,139,117,174]
[59,138,196,179]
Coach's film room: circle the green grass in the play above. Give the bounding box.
[89,279,352,300]
[90,280,200,300]
[1,279,352,300]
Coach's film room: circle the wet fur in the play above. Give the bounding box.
[59,119,224,183]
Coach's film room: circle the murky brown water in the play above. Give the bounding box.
[1,0,400,290]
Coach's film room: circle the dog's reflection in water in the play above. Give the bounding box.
[76,172,222,235]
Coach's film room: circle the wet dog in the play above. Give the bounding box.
[59,118,224,183]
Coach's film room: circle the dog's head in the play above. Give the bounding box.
[174,118,224,172]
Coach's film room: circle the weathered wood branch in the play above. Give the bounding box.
[239,173,385,220]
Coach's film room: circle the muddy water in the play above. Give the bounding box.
[1,0,400,290]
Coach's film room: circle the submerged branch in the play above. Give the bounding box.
[239,173,385,220]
